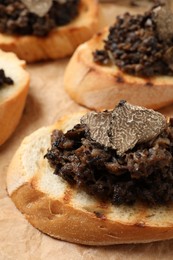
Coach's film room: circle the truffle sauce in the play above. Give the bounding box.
[45,101,173,206]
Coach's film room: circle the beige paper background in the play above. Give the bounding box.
[1,1,173,259]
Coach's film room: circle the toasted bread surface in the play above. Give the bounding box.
[0,50,29,145]
[64,29,173,110]
[6,112,173,245]
[0,0,99,63]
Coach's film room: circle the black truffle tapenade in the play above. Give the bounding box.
[93,7,173,77]
[45,110,173,207]
[0,0,80,36]
[0,69,13,87]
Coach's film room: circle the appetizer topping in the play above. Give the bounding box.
[81,101,166,155]
[0,69,13,87]
[0,0,80,36]
[93,5,173,76]
[45,103,173,206]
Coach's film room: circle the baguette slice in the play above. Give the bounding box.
[6,112,173,245]
[0,50,29,145]
[64,29,173,110]
[0,0,98,63]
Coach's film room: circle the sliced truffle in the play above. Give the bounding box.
[81,101,166,155]
[153,4,173,42]
[81,110,112,148]
[21,0,52,17]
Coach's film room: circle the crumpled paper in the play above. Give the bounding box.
[1,1,173,259]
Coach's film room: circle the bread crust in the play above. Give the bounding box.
[0,50,29,145]
[6,112,173,245]
[64,29,173,110]
[0,0,99,63]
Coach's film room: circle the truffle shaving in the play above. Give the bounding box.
[81,101,166,155]
[81,111,112,148]
[153,4,173,42]
[21,0,67,17]
[21,0,52,17]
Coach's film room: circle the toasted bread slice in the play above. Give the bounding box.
[6,112,173,245]
[64,29,173,110]
[0,50,29,145]
[0,0,99,63]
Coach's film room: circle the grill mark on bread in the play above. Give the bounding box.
[94,203,113,220]
[48,200,64,217]
[74,54,96,86]
[86,67,95,75]
[93,30,108,45]
[94,211,106,220]
[115,74,124,83]
[145,81,154,87]
[63,188,73,204]
[96,31,103,38]
[114,75,154,86]
[12,183,44,211]
[69,27,80,33]
[134,221,146,227]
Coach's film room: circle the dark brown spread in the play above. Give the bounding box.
[0,0,80,36]
[0,69,13,87]
[93,5,173,76]
[45,102,173,206]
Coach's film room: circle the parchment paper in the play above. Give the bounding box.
[1,2,173,259]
